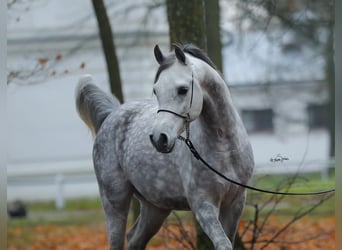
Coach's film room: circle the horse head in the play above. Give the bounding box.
[149,45,203,153]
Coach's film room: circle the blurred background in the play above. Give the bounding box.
[7,0,334,202]
[7,0,335,249]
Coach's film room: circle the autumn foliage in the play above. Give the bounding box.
[8,216,334,250]
[239,216,335,250]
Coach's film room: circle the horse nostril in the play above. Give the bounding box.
[149,133,170,152]
[158,133,168,147]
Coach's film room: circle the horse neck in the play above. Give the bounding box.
[197,64,241,141]
[190,60,254,180]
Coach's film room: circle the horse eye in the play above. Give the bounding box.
[177,86,188,95]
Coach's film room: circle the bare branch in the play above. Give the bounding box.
[259,193,334,249]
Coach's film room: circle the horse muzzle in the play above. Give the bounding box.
[149,133,175,153]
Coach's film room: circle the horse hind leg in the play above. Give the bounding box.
[99,182,133,250]
[127,201,170,250]
[93,142,133,249]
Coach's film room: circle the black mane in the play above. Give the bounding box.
[154,44,217,83]
[180,44,217,70]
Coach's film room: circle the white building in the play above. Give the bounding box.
[7,0,331,201]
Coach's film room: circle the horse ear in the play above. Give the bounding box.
[154,45,165,64]
[174,45,186,65]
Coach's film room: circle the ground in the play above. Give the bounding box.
[8,215,334,250]
[8,173,335,249]
[8,200,334,249]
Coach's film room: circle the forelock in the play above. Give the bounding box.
[154,54,176,83]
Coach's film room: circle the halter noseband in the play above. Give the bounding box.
[157,109,189,120]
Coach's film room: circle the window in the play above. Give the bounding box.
[241,109,274,133]
[307,103,329,129]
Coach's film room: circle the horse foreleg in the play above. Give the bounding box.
[219,190,246,246]
[191,200,233,250]
[127,201,170,250]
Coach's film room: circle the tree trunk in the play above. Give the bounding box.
[166,0,207,50]
[205,2,247,247]
[166,1,216,249]
[204,1,246,248]
[204,0,222,71]
[91,0,141,222]
[91,0,124,103]
[195,221,214,249]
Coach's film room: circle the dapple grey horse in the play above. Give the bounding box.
[76,44,254,250]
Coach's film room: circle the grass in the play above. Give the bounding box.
[9,198,105,227]
[250,171,334,192]
[244,171,335,220]
[26,198,103,212]
[8,172,335,226]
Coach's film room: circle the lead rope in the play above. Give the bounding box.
[159,71,335,195]
[178,117,335,196]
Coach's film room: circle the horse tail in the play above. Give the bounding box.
[75,74,120,135]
